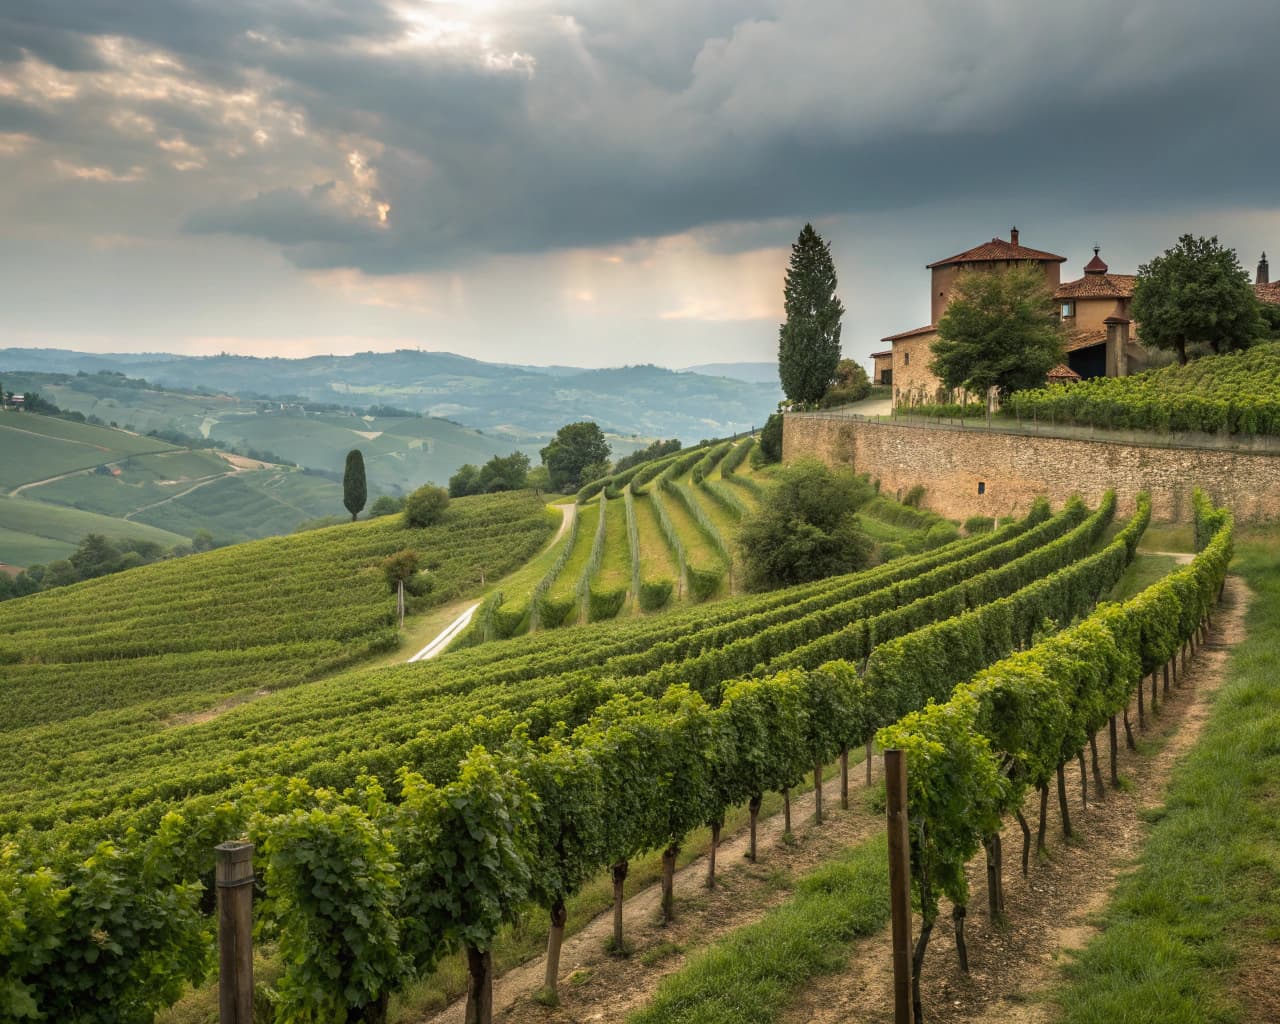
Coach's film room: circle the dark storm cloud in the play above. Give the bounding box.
[4,0,1280,273]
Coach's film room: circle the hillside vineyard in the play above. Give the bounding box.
[1,478,1213,1021]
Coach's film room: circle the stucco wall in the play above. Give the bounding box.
[783,414,1280,524]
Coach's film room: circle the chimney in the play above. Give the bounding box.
[1259,252,1270,286]
[1010,226,1019,246]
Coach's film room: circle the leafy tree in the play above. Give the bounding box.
[368,495,404,518]
[477,451,530,493]
[539,422,611,491]
[190,529,217,552]
[1260,303,1280,340]
[737,459,874,589]
[381,549,419,591]
[929,265,1064,399]
[778,223,844,405]
[403,484,449,527]
[526,466,551,495]
[343,449,368,521]
[818,358,872,408]
[449,464,481,498]
[757,413,784,463]
[1131,235,1264,364]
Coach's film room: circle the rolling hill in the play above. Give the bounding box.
[1,348,783,441]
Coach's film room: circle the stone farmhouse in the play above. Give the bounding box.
[872,228,1280,407]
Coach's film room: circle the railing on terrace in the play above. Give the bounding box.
[788,406,1280,456]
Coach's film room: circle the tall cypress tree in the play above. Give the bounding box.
[778,224,844,405]
[343,449,367,521]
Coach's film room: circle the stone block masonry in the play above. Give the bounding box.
[783,414,1280,524]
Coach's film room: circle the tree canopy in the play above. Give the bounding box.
[736,459,873,590]
[449,451,531,497]
[778,224,844,405]
[539,422,611,492]
[342,449,367,521]
[1131,235,1263,364]
[929,265,1064,399]
[403,484,450,527]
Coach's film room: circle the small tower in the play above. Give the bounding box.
[1083,246,1108,275]
[1258,252,1270,286]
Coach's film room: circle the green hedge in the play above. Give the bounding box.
[638,578,674,612]
[588,586,628,622]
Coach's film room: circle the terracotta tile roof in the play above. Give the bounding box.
[869,349,894,359]
[1063,328,1107,353]
[1256,281,1280,306]
[1083,251,1109,274]
[927,237,1066,269]
[1055,273,1137,300]
[1047,363,1082,382]
[881,324,937,343]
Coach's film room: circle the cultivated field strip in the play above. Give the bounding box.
[3,498,1104,830]
[0,492,556,734]
[1,491,1161,1024]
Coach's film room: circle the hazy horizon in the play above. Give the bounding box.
[3,1,1278,369]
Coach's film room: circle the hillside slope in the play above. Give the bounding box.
[1,348,782,440]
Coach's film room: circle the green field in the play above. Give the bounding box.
[0,494,190,566]
[207,410,532,496]
[592,493,633,605]
[0,411,176,491]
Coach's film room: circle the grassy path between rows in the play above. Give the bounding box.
[1053,526,1280,1024]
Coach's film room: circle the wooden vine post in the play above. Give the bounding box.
[215,841,255,1024]
[885,749,914,1024]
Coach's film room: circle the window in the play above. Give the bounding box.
[977,481,986,495]
[903,352,911,366]
[1061,301,1075,319]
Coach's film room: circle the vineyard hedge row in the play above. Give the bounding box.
[1005,342,1280,435]
[0,493,1151,1023]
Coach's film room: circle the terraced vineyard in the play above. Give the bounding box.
[1006,341,1280,435]
[0,491,556,756]
[473,437,944,638]
[2,482,1178,1023]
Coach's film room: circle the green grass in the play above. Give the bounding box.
[1138,522,1196,554]
[628,835,890,1024]
[133,471,342,541]
[661,483,724,574]
[1054,527,1280,1024]
[0,412,176,490]
[0,495,190,566]
[634,493,681,587]
[593,494,632,597]
[546,502,600,606]
[1107,552,1181,602]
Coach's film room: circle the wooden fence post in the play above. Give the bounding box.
[885,749,914,1024]
[216,841,255,1024]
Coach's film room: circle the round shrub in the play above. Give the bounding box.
[403,485,450,527]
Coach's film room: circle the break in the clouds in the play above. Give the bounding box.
[2,0,1279,366]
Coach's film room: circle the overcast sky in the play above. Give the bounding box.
[2,0,1278,370]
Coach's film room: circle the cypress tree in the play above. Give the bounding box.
[343,449,367,521]
[778,224,844,405]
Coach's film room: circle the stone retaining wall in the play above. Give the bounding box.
[783,415,1280,523]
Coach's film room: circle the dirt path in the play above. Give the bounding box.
[780,574,1249,1024]
[551,501,576,545]
[425,759,888,1024]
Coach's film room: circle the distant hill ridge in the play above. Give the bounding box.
[1,348,782,442]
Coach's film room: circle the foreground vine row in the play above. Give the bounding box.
[1,492,1144,1022]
